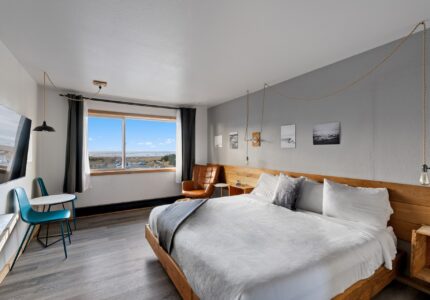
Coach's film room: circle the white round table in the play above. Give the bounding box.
[30,194,77,206]
[214,183,229,197]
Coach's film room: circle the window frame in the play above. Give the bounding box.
[88,109,176,176]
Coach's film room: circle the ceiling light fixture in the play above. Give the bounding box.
[34,72,55,132]
[93,80,107,94]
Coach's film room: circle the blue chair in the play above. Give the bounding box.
[10,187,71,271]
[36,177,77,230]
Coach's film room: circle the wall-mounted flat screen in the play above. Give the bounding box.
[0,104,31,184]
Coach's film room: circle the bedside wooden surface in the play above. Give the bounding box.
[411,225,430,283]
[228,185,254,196]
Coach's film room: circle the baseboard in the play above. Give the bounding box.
[75,195,182,217]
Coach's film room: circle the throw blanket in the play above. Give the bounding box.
[157,199,208,253]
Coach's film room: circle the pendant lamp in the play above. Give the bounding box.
[34,72,55,132]
[419,22,428,185]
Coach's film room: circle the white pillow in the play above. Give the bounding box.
[323,179,393,229]
[296,179,323,214]
[251,173,278,201]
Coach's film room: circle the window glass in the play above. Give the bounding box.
[87,114,176,171]
[125,118,176,169]
[88,117,123,169]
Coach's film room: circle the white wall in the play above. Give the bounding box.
[0,40,38,272]
[38,90,208,207]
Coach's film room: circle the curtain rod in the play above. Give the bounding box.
[59,94,179,110]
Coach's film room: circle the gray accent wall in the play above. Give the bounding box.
[208,31,430,185]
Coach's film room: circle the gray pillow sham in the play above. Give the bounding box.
[272,175,305,210]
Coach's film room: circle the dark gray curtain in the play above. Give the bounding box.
[181,107,196,181]
[63,94,84,193]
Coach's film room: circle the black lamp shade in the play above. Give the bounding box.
[33,120,55,132]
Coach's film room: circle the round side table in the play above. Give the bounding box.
[214,183,229,197]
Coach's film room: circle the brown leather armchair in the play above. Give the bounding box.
[182,165,220,198]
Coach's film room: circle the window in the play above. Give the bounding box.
[88,110,176,174]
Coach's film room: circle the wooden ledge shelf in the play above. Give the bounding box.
[411,225,430,283]
[91,168,176,176]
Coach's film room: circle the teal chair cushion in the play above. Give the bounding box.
[14,187,70,224]
[25,209,71,225]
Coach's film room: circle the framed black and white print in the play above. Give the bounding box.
[214,135,223,148]
[281,124,296,149]
[229,132,238,149]
[313,122,340,145]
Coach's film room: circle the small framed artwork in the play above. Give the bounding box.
[214,135,223,148]
[281,124,296,149]
[313,122,340,145]
[252,131,261,147]
[229,132,238,149]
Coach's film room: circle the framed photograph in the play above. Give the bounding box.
[214,135,223,148]
[229,132,238,149]
[313,122,340,145]
[281,124,296,149]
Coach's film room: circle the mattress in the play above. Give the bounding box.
[149,194,397,300]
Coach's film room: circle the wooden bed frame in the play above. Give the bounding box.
[145,164,430,299]
[145,225,401,300]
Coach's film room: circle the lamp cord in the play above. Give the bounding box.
[260,84,267,135]
[422,22,427,165]
[43,71,46,120]
[265,21,425,101]
[245,90,250,163]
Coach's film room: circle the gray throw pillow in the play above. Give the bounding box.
[272,175,305,210]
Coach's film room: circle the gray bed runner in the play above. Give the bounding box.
[157,199,208,253]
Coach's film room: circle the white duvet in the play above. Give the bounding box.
[149,194,397,300]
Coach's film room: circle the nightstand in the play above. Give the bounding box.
[411,225,430,283]
[228,184,253,196]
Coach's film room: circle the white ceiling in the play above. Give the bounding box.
[0,1,429,106]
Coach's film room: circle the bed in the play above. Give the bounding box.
[147,193,400,300]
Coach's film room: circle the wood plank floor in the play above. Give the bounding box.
[0,207,428,300]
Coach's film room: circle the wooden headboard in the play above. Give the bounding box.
[213,164,430,242]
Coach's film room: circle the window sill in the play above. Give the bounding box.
[90,168,176,176]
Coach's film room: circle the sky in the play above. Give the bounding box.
[88,117,176,152]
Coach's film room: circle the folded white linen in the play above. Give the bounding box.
[149,194,397,300]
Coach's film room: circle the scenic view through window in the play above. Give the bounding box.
[88,114,176,171]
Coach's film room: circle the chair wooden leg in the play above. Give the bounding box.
[60,222,67,259]
[10,224,33,271]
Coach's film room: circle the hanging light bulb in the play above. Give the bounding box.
[34,72,55,132]
[420,164,430,185]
